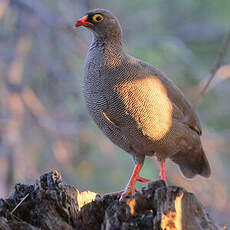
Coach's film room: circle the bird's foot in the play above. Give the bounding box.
[105,164,151,201]
[119,164,151,201]
[105,174,151,201]
[119,185,138,201]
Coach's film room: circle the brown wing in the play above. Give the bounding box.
[155,71,202,135]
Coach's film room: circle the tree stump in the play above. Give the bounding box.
[0,171,220,230]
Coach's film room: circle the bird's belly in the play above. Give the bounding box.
[83,91,154,156]
[83,91,134,153]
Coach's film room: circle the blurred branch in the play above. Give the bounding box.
[0,0,9,21]
[192,64,230,97]
[11,0,76,28]
[11,0,56,26]
[195,29,230,107]
[22,88,79,136]
[10,0,87,53]
[3,34,31,195]
[8,36,31,84]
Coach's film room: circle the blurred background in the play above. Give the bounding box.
[0,0,230,227]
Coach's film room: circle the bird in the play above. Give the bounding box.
[74,9,211,200]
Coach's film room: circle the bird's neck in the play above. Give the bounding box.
[90,36,125,67]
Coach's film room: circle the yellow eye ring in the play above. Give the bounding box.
[92,14,104,23]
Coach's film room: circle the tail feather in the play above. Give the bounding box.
[170,148,211,179]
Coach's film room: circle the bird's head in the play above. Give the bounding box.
[74,9,122,40]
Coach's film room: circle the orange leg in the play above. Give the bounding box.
[120,163,150,201]
[160,161,166,182]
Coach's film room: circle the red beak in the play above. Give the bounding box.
[74,15,93,28]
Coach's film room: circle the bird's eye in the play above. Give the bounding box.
[92,14,104,23]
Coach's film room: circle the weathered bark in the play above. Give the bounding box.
[0,171,220,230]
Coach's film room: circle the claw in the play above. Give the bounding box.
[119,186,138,201]
[118,163,148,201]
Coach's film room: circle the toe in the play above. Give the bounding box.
[136,175,151,183]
